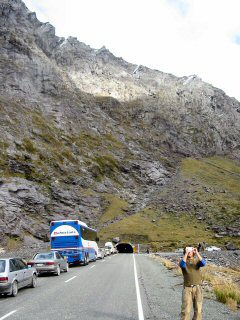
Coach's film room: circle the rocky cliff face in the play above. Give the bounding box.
[0,0,239,250]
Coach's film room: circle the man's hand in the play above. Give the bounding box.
[183,249,189,262]
[193,247,203,261]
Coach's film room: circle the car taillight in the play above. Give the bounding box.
[0,277,8,283]
[46,262,54,265]
[27,262,34,266]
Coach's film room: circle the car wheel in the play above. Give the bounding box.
[11,281,18,297]
[55,265,61,276]
[64,263,69,272]
[30,274,37,288]
[83,255,89,266]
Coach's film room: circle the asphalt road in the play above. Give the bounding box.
[0,254,239,320]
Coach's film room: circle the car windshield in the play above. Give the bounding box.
[0,260,6,272]
[34,253,54,260]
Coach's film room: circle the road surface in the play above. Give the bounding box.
[0,254,239,320]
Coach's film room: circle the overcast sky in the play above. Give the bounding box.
[23,0,240,101]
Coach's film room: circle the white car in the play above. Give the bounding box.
[97,248,105,259]
[205,246,221,252]
[105,248,111,256]
[0,258,37,297]
[105,242,114,254]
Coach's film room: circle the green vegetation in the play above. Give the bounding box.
[0,106,126,187]
[181,156,240,193]
[6,236,22,250]
[202,264,240,310]
[99,209,217,250]
[72,132,102,150]
[100,194,128,223]
[91,153,120,181]
[103,133,125,150]
[181,156,240,226]
[214,285,240,307]
[22,137,37,154]
[0,141,8,168]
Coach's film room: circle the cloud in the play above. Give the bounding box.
[167,0,190,16]
[233,34,240,45]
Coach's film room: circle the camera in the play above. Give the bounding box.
[186,247,194,253]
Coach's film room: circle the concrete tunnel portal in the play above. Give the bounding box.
[116,243,134,253]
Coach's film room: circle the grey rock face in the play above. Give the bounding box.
[0,0,239,246]
[0,178,49,242]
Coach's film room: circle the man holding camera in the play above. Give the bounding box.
[179,246,206,320]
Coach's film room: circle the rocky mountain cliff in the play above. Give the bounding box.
[0,0,239,251]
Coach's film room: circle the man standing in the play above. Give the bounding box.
[179,246,206,320]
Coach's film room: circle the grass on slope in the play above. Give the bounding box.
[181,156,240,226]
[100,194,129,223]
[99,208,217,251]
[182,156,240,193]
[99,156,240,250]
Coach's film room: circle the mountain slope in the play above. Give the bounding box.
[0,0,239,250]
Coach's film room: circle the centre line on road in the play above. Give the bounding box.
[90,265,96,269]
[65,276,77,283]
[0,310,17,320]
[133,254,144,320]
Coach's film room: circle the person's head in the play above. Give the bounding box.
[184,246,195,258]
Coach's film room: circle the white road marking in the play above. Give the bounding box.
[133,254,144,320]
[0,310,17,320]
[90,265,96,269]
[65,276,77,283]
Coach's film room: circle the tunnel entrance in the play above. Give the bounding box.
[116,243,134,253]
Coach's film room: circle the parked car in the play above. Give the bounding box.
[28,251,68,276]
[105,248,111,256]
[0,258,37,297]
[97,248,105,259]
[105,242,114,254]
[205,246,221,252]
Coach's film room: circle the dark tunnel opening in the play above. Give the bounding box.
[116,243,134,253]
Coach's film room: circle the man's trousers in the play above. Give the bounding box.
[181,286,203,320]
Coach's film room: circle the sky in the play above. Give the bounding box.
[23,0,240,101]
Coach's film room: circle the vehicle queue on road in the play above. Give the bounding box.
[0,219,118,297]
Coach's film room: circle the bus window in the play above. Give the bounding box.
[81,227,97,241]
